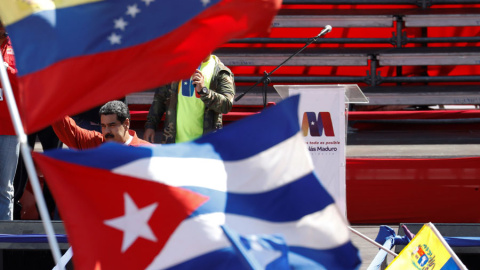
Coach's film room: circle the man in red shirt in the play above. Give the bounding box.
[0,22,19,220]
[53,100,150,150]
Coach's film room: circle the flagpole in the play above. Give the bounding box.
[0,53,64,269]
[427,223,467,270]
[349,227,398,257]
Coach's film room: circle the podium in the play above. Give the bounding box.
[274,85,368,216]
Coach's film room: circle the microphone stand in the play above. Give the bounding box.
[234,27,332,107]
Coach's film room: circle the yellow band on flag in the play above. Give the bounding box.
[0,0,101,25]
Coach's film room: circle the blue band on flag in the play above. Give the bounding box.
[441,258,462,270]
[186,172,334,222]
[42,141,222,170]
[166,246,253,270]
[42,143,155,170]
[196,95,300,161]
[289,243,362,270]
[164,243,360,270]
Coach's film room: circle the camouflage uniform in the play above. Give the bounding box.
[145,58,235,144]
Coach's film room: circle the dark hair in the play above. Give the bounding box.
[99,100,130,124]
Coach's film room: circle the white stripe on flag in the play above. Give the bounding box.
[146,204,349,269]
[113,132,314,193]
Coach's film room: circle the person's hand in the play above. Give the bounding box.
[192,69,205,93]
[144,128,156,143]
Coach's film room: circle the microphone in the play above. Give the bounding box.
[316,25,332,38]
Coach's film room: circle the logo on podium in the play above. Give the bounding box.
[301,112,335,137]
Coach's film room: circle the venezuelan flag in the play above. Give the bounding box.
[387,223,467,270]
[0,0,281,133]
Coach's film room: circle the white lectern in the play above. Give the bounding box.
[274,85,368,216]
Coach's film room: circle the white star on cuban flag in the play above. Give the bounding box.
[104,193,159,253]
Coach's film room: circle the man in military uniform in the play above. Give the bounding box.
[143,55,235,144]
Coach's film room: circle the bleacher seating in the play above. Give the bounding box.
[360,85,480,105]
[271,9,395,28]
[224,2,480,107]
[377,47,480,66]
[402,8,480,27]
[215,47,372,67]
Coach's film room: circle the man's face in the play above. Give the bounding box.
[100,114,129,143]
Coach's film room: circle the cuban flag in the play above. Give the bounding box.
[33,95,361,269]
[0,0,280,133]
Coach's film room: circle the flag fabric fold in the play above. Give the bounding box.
[33,95,361,269]
[221,225,290,269]
[0,0,281,133]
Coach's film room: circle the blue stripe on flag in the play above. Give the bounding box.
[289,243,361,270]
[166,247,255,270]
[42,140,222,170]
[7,0,221,75]
[42,143,154,169]
[165,244,360,270]
[166,247,290,270]
[196,94,300,161]
[441,258,462,270]
[186,172,334,221]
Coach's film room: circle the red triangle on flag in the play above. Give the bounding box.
[33,153,209,270]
